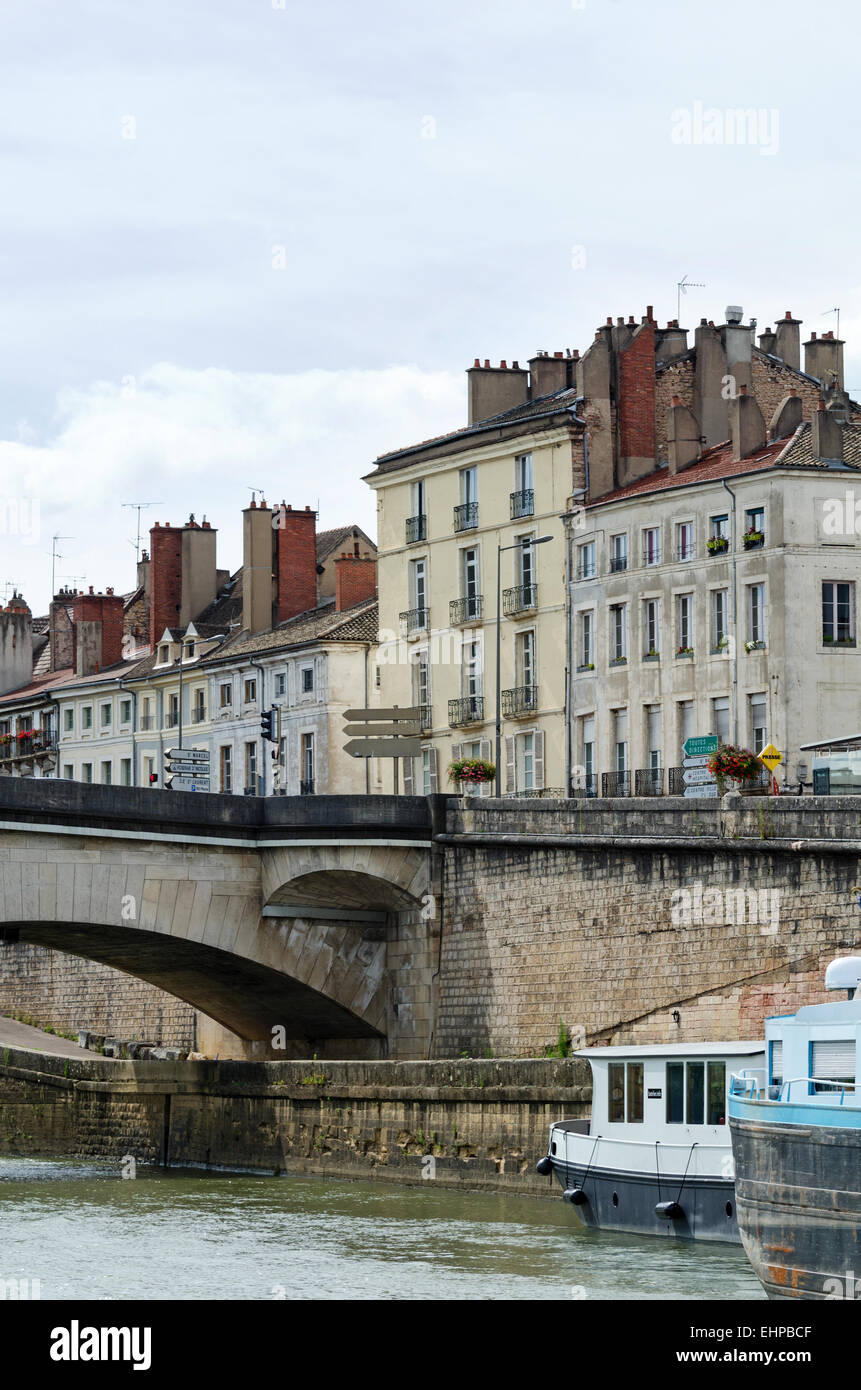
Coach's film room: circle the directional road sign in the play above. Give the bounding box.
[166,761,209,775]
[344,707,421,722]
[683,766,715,786]
[344,722,420,738]
[683,735,718,758]
[683,755,712,768]
[166,747,209,761]
[344,737,422,759]
[342,707,423,760]
[165,775,211,791]
[684,783,719,799]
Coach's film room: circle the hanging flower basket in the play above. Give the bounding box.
[447,757,496,788]
[707,743,763,794]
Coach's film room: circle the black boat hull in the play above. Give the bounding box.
[551,1159,741,1243]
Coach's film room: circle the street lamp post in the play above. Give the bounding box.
[494,534,554,798]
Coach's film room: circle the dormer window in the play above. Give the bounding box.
[159,644,169,664]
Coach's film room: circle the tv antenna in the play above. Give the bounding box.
[51,535,74,600]
[247,487,269,505]
[822,307,841,339]
[677,275,706,322]
[122,502,162,563]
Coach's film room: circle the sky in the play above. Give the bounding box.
[1,0,859,613]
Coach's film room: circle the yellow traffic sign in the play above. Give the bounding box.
[758,743,783,771]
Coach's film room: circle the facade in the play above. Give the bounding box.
[365,355,585,796]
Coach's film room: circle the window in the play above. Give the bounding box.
[220,683,232,708]
[408,481,427,542]
[678,700,695,753]
[63,764,74,780]
[63,708,74,732]
[82,763,93,784]
[301,666,314,693]
[82,707,93,730]
[707,1062,726,1124]
[144,756,155,786]
[676,521,694,561]
[245,741,257,791]
[412,479,426,516]
[120,699,132,724]
[518,537,534,592]
[686,1063,705,1124]
[643,527,661,566]
[710,514,729,541]
[121,759,132,786]
[412,648,430,714]
[712,589,729,649]
[275,673,286,697]
[608,1062,644,1124]
[374,665,381,689]
[644,598,660,656]
[301,732,315,790]
[748,583,765,645]
[610,604,627,661]
[749,694,767,752]
[220,746,232,794]
[577,541,595,580]
[100,761,112,785]
[666,1062,684,1124]
[460,466,477,504]
[667,1061,726,1125]
[610,533,628,573]
[810,1041,856,1094]
[822,581,854,644]
[613,709,628,773]
[581,715,595,784]
[677,593,693,651]
[515,452,533,493]
[461,547,480,619]
[411,558,427,614]
[517,630,536,691]
[579,611,594,667]
[244,678,257,704]
[745,507,765,545]
[192,689,205,722]
[712,697,730,745]
[647,705,661,771]
[421,747,432,796]
[521,731,535,790]
[770,1040,783,1088]
[100,704,112,728]
[462,636,482,698]
[167,693,179,728]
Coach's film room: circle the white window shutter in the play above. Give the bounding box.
[505,736,516,794]
[534,730,545,789]
[480,738,492,797]
[403,756,414,795]
[429,747,439,793]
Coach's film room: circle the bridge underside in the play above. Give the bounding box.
[8,922,384,1043]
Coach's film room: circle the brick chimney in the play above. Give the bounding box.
[242,497,274,634]
[149,521,183,647]
[466,359,529,425]
[72,588,124,676]
[0,592,33,695]
[273,503,318,623]
[616,310,656,484]
[334,552,377,612]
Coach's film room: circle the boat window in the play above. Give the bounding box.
[608,1063,625,1122]
[707,1062,726,1124]
[686,1063,705,1125]
[626,1063,644,1123]
[810,1040,856,1094]
[666,1062,684,1123]
[770,1040,783,1086]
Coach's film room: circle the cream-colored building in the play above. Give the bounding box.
[364,356,585,796]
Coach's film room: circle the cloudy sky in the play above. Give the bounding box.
[1,0,859,612]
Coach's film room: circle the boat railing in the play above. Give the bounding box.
[731,1070,858,1105]
[729,1069,770,1100]
[555,1131,728,1151]
[778,1076,858,1105]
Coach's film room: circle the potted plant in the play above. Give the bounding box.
[644,648,659,660]
[707,535,729,554]
[447,757,496,792]
[743,529,764,549]
[707,743,766,795]
[676,645,694,657]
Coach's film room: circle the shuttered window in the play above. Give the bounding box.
[811,1040,855,1088]
[770,1040,783,1085]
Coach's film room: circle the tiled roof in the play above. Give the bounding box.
[316,524,376,562]
[0,658,144,705]
[366,387,583,475]
[204,597,378,660]
[777,419,861,470]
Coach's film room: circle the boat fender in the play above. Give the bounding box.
[563,1187,587,1205]
[535,1155,553,1176]
[654,1200,683,1220]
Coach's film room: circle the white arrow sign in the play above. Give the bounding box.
[166,748,210,762]
[165,775,211,791]
[683,755,712,768]
[684,783,719,799]
[683,766,716,785]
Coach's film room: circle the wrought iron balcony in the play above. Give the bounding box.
[300,778,315,795]
[510,489,534,520]
[667,765,686,795]
[400,606,429,633]
[448,695,484,727]
[609,556,628,573]
[502,583,537,615]
[602,770,631,797]
[140,715,156,731]
[405,514,427,545]
[453,502,478,532]
[675,542,695,561]
[501,684,538,717]
[450,594,483,625]
[576,564,596,581]
[191,707,207,724]
[635,767,664,797]
[642,547,662,567]
[570,772,598,798]
[0,731,55,762]
[418,703,432,730]
[165,711,180,728]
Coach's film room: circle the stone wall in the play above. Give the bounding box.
[0,1050,589,1195]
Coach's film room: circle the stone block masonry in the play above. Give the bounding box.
[0,1051,590,1196]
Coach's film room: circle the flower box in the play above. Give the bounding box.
[707,537,729,555]
[743,531,764,549]
[675,647,694,658]
[643,651,660,662]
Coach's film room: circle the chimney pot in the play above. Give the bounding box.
[605,317,612,327]
[554,351,564,358]
[785,310,792,319]
[628,316,635,325]
[811,332,817,340]
[671,394,681,406]
[473,358,480,368]
[512,360,519,368]
[646,305,653,319]
[739,384,747,396]
[484,359,490,368]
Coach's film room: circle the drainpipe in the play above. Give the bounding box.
[363,645,370,795]
[251,661,267,796]
[722,479,739,743]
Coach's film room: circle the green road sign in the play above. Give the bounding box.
[683,735,719,758]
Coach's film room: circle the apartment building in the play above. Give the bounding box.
[364,354,585,795]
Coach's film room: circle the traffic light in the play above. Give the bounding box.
[261,708,276,742]
[149,772,158,785]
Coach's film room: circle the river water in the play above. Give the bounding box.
[0,1157,764,1301]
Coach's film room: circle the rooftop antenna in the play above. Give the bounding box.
[51,535,74,601]
[2,580,20,603]
[122,502,162,564]
[677,275,706,323]
[247,487,269,505]
[822,307,841,340]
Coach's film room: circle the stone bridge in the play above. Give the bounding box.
[0,780,438,1058]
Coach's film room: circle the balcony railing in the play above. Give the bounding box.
[501,684,538,717]
[668,765,686,795]
[418,703,432,730]
[450,595,483,625]
[510,489,534,520]
[609,556,628,573]
[165,711,180,728]
[405,514,427,545]
[400,606,429,633]
[191,708,207,724]
[570,772,598,798]
[642,548,661,567]
[503,583,538,615]
[576,565,596,581]
[675,543,695,561]
[448,695,484,727]
[602,770,631,797]
[454,502,478,532]
[635,767,664,796]
[0,732,55,761]
[140,715,156,731]
[300,778,315,795]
